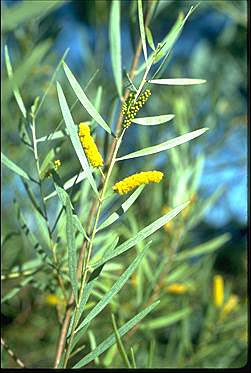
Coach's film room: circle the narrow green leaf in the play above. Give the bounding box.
[92,202,189,269]
[4,41,52,103]
[37,129,68,143]
[4,45,26,118]
[2,0,65,31]
[63,63,112,135]
[174,234,231,261]
[109,0,122,98]
[147,340,155,368]
[65,196,78,301]
[39,148,55,179]
[116,128,208,161]
[88,331,100,365]
[72,214,89,242]
[73,300,160,368]
[132,114,175,126]
[67,281,95,339]
[140,308,191,330]
[56,82,98,196]
[91,86,103,127]
[136,7,195,75]
[138,0,147,62]
[149,78,207,85]
[1,277,33,304]
[1,153,31,182]
[75,242,151,334]
[44,171,87,201]
[146,26,155,50]
[111,314,131,368]
[97,185,145,231]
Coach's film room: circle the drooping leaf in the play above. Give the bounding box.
[75,242,151,334]
[44,171,87,201]
[174,234,231,261]
[1,153,33,182]
[132,114,175,126]
[116,128,208,161]
[97,185,145,231]
[109,0,122,98]
[92,202,189,269]
[73,301,160,368]
[56,81,98,196]
[140,308,191,330]
[63,63,112,135]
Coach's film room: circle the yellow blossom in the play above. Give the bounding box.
[54,159,61,170]
[79,123,103,168]
[130,273,138,287]
[113,170,164,195]
[45,294,63,306]
[220,294,239,319]
[213,275,224,308]
[166,283,188,294]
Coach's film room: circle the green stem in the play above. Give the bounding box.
[63,130,125,368]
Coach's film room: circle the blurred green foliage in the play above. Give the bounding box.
[1,0,247,369]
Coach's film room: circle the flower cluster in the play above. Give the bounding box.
[166,283,189,294]
[79,123,103,168]
[54,159,61,171]
[113,170,163,195]
[122,89,151,128]
[213,274,224,308]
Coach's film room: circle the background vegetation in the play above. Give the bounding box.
[1,0,247,368]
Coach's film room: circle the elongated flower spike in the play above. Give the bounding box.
[166,283,189,294]
[79,123,104,168]
[113,170,163,195]
[213,275,224,308]
[122,89,151,128]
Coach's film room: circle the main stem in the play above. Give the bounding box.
[62,131,125,368]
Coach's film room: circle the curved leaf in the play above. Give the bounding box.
[116,128,208,161]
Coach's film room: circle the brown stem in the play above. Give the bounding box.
[54,2,154,367]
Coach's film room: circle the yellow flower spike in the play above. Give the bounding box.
[45,294,64,306]
[220,294,239,319]
[166,283,188,294]
[113,170,164,195]
[54,159,61,171]
[79,122,104,168]
[213,275,224,308]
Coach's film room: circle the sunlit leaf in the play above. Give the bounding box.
[109,1,122,98]
[63,63,112,135]
[56,81,98,196]
[149,78,207,85]
[132,114,175,126]
[116,128,208,161]
[73,301,160,368]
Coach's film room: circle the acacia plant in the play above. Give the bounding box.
[2,0,213,368]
